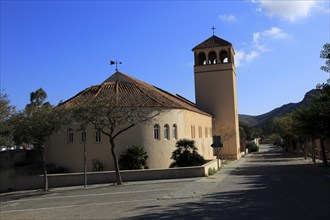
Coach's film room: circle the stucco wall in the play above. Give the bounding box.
[46,109,214,172]
[194,49,240,160]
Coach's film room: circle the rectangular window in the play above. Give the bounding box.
[191,125,195,139]
[67,128,74,144]
[205,127,208,138]
[199,126,202,138]
[95,130,102,143]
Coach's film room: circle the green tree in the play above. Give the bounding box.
[69,87,161,185]
[291,106,318,161]
[320,43,330,74]
[170,139,206,168]
[309,83,330,166]
[239,123,254,141]
[272,114,297,151]
[0,91,15,148]
[239,126,247,150]
[119,145,148,170]
[290,82,329,166]
[11,88,66,190]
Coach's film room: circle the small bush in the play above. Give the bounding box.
[92,159,104,171]
[247,142,259,152]
[170,139,206,168]
[208,167,217,176]
[46,163,68,174]
[119,145,148,170]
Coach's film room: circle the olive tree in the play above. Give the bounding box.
[11,88,67,190]
[0,91,15,148]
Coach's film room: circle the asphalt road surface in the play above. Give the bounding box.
[1,144,329,219]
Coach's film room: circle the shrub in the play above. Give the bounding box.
[247,142,259,152]
[170,139,206,168]
[92,159,104,171]
[119,145,148,170]
[46,163,68,174]
[208,167,217,175]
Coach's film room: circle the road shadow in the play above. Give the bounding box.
[125,150,330,220]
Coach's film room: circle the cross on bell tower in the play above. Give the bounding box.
[211,26,216,36]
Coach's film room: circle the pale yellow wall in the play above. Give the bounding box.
[46,109,214,172]
[194,46,241,160]
[182,110,214,160]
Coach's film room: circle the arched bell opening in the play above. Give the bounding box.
[219,50,229,63]
[208,51,217,64]
[196,52,207,66]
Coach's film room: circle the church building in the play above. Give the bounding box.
[46,34,240,172]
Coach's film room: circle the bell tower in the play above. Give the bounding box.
[192,34,240,160]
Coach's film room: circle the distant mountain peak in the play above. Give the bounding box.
[239,89,317,128]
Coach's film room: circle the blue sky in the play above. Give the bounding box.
[1,0,329,116]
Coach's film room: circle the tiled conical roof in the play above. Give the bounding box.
[62,71,210,116]
[192,35,232,50]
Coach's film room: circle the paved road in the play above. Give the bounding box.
[1,144,329,219]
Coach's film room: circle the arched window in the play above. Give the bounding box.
[172,124,178,140]
[95,129,102,143]
[219,50,229,63]
[208,51,217,64]
[67,128,74,144]
[154,124,160,140]
[197,52,206,66]
[164,124,170,140]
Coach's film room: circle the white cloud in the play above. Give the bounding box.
[235,26,289,67]
[253,27,288,51]
[234,50,245,68]
[263,27,288,39]
[235,50,260,68]
[253,32,260,45]
[245,51,259,62]
[219,14,237,22]
[252,0,317,22]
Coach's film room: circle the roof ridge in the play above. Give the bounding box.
[192,35,232,50]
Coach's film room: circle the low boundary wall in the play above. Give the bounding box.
[0,159,219,193]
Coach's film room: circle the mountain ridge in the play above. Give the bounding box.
[239,89,317,128]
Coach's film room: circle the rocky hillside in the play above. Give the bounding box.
[239,89,317,128]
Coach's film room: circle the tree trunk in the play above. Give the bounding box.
[320,138,328,167]
[41,146,48,191]
[312,139,316,164]
[110,138,122,185]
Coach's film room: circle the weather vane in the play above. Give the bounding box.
[211,26,216,36]
[110,60,122,72]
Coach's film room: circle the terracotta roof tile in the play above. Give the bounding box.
[62,71,211,116]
